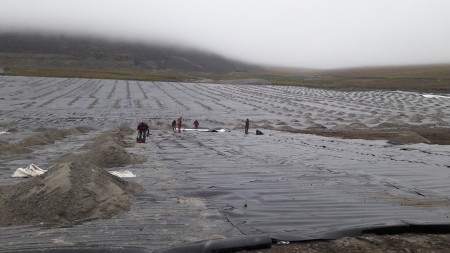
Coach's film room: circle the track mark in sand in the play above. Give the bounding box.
[126,81,131,99]
[22,102,36,108]
[153,82,189,110]
[30,89,56,100]
[9,79,47,97]
[137,81,148,99]
[194,101,212,111]
[178,83,230,111]
[30,78,70,95]
[107,81,117,99]
[179,83,220,101]
[155,99,164,109]
[113,99,120,109]
[68,96,82,106]
[89,81,105,97]
[134,99,142,109]
[88,98,99,109]
[29,78,82,103]
[213,101,235,112]
[37,79,92,107]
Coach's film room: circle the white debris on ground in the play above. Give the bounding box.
[109,170,137,178]
[12,163,47,178]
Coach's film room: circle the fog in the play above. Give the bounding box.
[1,0,450,69]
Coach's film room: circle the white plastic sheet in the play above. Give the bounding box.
[12,163,47,178]
[109,170,136,178]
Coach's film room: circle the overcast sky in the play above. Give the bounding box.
[1,0,450,69]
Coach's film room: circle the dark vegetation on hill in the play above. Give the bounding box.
[0,33,259,74]
[0,33,449,92]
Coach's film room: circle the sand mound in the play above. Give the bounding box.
[255,119,273,124]
[83,127,133,149]
[81,139,146,168]
[366,117,382,125]
[0,161,144,226]
[20,127,93,146]
[0,140,32,156]
[388,131,431,145]
[276,125,297,131]
[58,127,146,168]
[152,120,172,130]
[1,127,93,156]
[374,122,413,129]
[307,124,327,130]
[349,123,369,129]
[332,124,352,131]
[259,124,275,130]
[234,121,258,129]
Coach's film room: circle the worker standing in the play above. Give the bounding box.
[245,119,249,134]
[137,121,150,140]
[193,120,199,129]
[177,117,182,133]
[171,120,176,132]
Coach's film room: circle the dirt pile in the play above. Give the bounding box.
[0,161,144,226]
[249,233,450,253]
[0,126,146,227]
[20,126,93,146]
[57,126,146,168]
[277,124,449,145]
[81,139,146,168]
[388,131,431,145]
[0,140,32,156]
[0,127,92,156]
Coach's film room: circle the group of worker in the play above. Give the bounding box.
[137,118,252,141]
[170,117,200,133]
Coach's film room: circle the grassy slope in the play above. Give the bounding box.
[4,66,193,82]
[199,64,450,92]
[3,64,450,92]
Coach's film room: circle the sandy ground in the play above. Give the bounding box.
[242,234,450,253]
[0,76,450,252]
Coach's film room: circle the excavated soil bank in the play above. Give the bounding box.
[56,126,146,168]
[0,127,93,156]
[246,233,450,253]
[0,126,145,227]
[20,127,93,146]
[0,140,32,156]
[283,127,450,145]
[0,161,144,226]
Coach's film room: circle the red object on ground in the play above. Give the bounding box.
[136,138,146,143]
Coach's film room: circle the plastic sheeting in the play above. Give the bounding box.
[109,170,137,178]
[12,163,47,178]
[159,235,272,253]
[1,128,450,252]
[11,165,136,178]
[1,77,449,252]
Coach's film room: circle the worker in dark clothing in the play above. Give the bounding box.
[171,120,177,132]
[137,121,150,139]
[245,119,250,134]
[193,120,199,129]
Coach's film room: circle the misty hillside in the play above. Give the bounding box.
[0,33,259,74]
